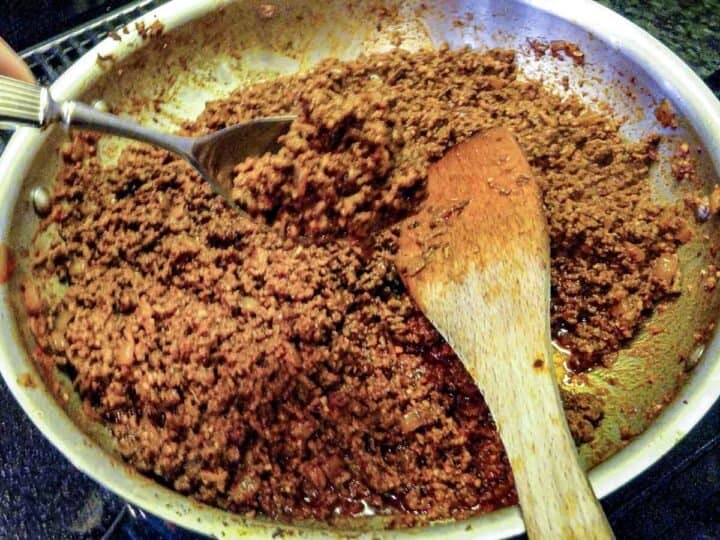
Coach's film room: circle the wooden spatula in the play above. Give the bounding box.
[396,127,614,539]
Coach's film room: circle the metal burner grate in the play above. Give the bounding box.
[21,0,163,84]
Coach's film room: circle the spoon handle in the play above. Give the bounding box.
[53,99,194,159]
[0,74,194,158]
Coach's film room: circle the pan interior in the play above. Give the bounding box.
[4,0,720,536]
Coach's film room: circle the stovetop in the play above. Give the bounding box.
[0,1,719,539]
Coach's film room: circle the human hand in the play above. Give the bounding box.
[0,37,34,82]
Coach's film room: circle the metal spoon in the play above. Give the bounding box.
[0,74,294,204]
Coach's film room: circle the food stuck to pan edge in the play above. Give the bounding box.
[19,44,718,527]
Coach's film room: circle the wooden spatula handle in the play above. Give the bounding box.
[479,347,613,539]
[425,275,613,540]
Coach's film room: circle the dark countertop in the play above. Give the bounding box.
[0,1,719,539]
[597,0,720,83]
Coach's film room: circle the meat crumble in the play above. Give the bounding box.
[25,46,691,526]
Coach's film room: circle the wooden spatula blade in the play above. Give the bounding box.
[396,128,613,540]
[398,128,544,283]
[397,128,550,378]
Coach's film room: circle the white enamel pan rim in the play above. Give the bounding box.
[0,0,718,538]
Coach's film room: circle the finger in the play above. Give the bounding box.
[0,37,34,83]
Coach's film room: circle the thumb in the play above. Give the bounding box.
[0,37,34,83]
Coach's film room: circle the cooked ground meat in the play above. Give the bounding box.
[562,392,605,445]
[672,142,701,186]
[230,87,425,238]
[208,46,689,370]
[26,46,690,526]
[654,98,677,129]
